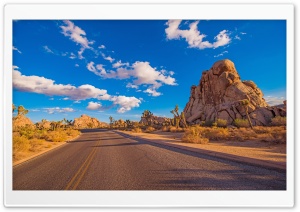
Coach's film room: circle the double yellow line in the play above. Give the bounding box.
[65,140,100,190]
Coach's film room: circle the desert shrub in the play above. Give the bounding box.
[204,127,230,140]
[161,126,169,132]
[270,129,286,144]
[230,128,257,141]
[182,126,209,144]
[131,127,142,133]
[216,119,228,128]
[45,130,68,142]
[233,119,249,128]
[29,138,44,151]
[65,128,80,137]
[13,135,30,152]
[145,126,155,133]
[169,126,184,132]
[270,116,286,126]
[253,126,271,134]
[18,126,35,139]
[203,120,214,127]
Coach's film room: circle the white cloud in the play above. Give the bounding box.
[69,52,76,59]
[110,96,141,113]
[13,46,22,54]
[13,68,107,101]
[60,20,91,48]
[99,45,106,49]
[87,101,102,110]
[240,32,247,35]
[60,20,93,59]
[144,88,162,97]
[74,100,81,103]
[264,96,286,106]
[43,45,54,54]
[214,50,229,58]
[165,20,231,49]
[112,60,129,68]
[234,35,241,40]
[44,107,75,114]
[13,67,141,113]
[75,64,79,67]
[62,97,69,100]
[101,53,114,63]
[87,61,177,96]
[126,83,138,89]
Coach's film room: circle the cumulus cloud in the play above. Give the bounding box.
[60,20,93,59]
[99,45,106,49]
[144,88,162,97]
[13,67,107,100]
[165,20,231,49]
[13,46,22,54]
[44,107,74,114]
[13,67,141,112]
[110,96,141,113]
[87,101,102,110]
[126,83,138,89]
[87,60,177,96]
[112,60,129,68]
[101,53,114,63]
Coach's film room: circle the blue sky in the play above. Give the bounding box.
[12,20,286,123]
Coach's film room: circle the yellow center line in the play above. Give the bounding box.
[65,140,100,190]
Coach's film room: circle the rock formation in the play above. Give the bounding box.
[184,59,286,126]
[13,115,34,130]
[140,115,171,126]
[73,114,107,129]
[35,119,52,129]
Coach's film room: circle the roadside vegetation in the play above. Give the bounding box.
[12,104,80,163]
[109,106,286,145]
[12,102,286,163]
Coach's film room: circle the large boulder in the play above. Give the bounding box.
[13,115,34,130]
[183,59,286,126]
[73,114,106,129]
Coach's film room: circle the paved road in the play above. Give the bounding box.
[13,129,286,190]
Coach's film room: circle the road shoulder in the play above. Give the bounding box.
[115,130,286,172]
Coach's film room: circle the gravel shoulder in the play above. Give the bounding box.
[116,130,286,164]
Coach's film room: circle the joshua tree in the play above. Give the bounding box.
[17,105,29,116]
[12,104,16,113]
[170,105,187,128]
[142,110,153,126]
[50,121,57,131]
[180,112,188,128]
[125,119,132,128]
[241,99,253,129]
[109,116,114,128]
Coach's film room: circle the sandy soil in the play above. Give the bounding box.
[119,130,286,163]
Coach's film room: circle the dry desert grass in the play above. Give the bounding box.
[13,127,80,163]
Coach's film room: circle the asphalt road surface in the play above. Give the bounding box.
[13,129,286,190]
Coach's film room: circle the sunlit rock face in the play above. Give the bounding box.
[184,59,286,126]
